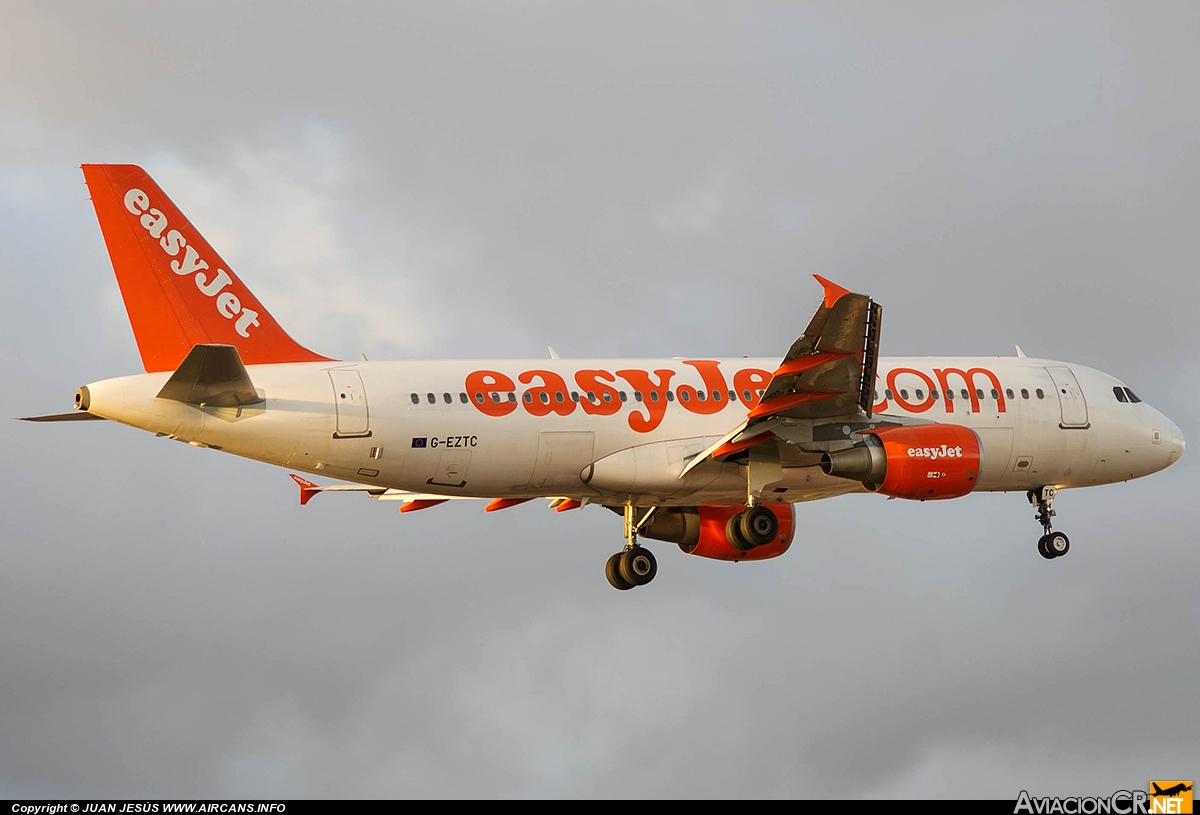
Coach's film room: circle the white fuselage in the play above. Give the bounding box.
[81,356,1185,507]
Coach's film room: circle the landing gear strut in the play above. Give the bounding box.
[1029,486,1070,560]
[605,504,659,590]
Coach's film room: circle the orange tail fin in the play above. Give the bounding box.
[82,164,332,372]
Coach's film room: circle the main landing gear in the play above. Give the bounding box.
[605,504,659,591]
[726,505,779,551]
[1029,486,1070,560]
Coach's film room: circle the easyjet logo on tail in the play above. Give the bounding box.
[122,188,260,338]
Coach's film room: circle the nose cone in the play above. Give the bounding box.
[1163,416,1185,468]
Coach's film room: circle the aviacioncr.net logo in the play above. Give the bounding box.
[1015,790,1151,814]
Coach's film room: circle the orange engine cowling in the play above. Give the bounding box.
[640,504,795,561]
[820,424,982,500]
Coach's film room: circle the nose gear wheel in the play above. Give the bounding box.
[1029,487,1070,560]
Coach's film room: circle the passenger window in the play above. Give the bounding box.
[667,391,675,402]
[990,389,999,399]
[474,392,485,404]
[602,392,612,403]
[410,393,420,405]
[960,389,969,400]
[618,391,627,402]
[885,389,893,400]
[900,389,909,400]
[696,390,706,402]
[490,392,500,403]
[459,393,468,404]
[426,393,436,404]
[507,392,516,403]
[757,389,765,397]
[742,389,752,401]
[931,389,939,400]
[976,388,985,399]
[1021,389,1029,399]
[712,390,722,401]
[680,390,691,402]
[649,391,660,403]
[1006,388,1014,399]
[571,391,580,402]
[1113,386,1128,403]
[728,390,737,402]
[587,391,596,402]
[634,392,643,402]
[915,389,925,400]
[1124,388,1141,403]
[443,393,452,404]
[540,392,550,404]
[946,390,954,400]
[523,392,533,403]
[1036,389,1045,399]
[555,392,564,403]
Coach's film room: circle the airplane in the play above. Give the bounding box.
[22,164,1186,590]
[1151,783,1193,798]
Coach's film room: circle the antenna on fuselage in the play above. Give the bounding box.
[548,346,561,360]
[1015,345,1027,358]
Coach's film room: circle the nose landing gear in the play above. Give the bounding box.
[1030,486,1070,560]
[605,504,659,590]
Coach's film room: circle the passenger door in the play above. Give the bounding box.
[1045,366,1089,429]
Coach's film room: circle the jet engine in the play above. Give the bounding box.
[639,504,795,561]
[819,424,981,500]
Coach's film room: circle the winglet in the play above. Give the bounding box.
[290,473,321,506]
[812,275,851,309]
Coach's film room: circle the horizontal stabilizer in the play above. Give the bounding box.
[157,344,263,407]
[19,412,106,422]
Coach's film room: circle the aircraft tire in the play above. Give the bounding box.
[606,553,635,590]
[739,505,779,547]
[726,512,756,551]
[1037,535,1055,560]
[619,547,657,586]
[1046,532,1070,558]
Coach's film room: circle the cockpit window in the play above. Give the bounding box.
[1124,388,1142,403]
[1113,386,1128,403]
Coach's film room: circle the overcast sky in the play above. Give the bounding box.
[1,1,1197,799]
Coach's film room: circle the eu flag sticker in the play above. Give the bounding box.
[411,437,427,448]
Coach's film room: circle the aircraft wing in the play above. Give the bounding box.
[288,474,581,514]
[289,473,481,508]
[680,275,881,478]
